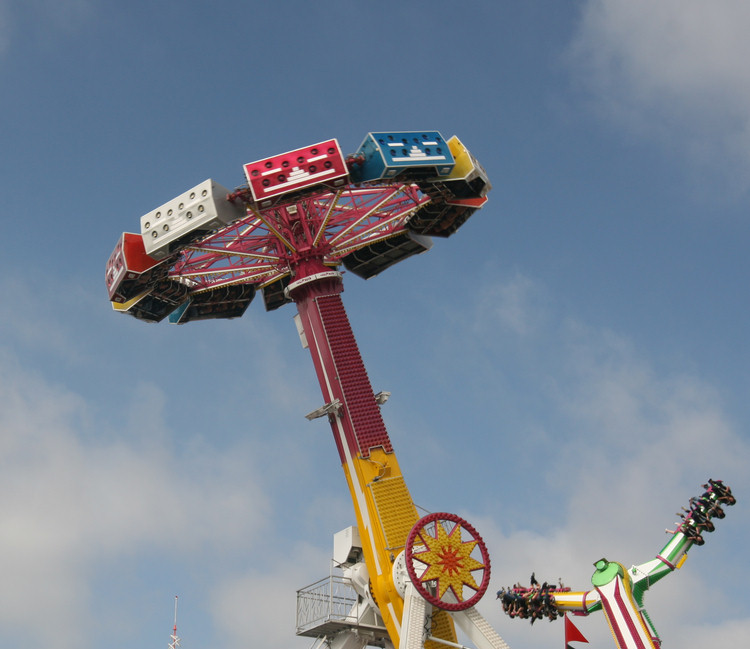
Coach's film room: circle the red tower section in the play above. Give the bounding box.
[294,283,393,461]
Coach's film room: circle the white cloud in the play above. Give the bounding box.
[453,273,750,649]
[569,0,750,189]
[0,0,94,59]
[210,543,329,649]
[0,352,271,649]
[680,617,750,647]
[474,270,546,337]
[2,259,745,649]
[0,277,97,364]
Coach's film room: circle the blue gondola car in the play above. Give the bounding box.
[349,131,455,183]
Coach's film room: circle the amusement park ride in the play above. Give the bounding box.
[497,479,735,649]
[106,131,734,649]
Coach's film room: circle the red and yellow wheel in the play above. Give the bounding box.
[404,512,491,611]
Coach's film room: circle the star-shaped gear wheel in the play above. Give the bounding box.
[405,512,491,611]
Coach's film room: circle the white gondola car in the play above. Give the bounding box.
[140,179,246,260]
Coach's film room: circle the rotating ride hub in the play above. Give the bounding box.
[106,132,490,324]
[106,132,505,649]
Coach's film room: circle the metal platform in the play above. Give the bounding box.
[296,573,387,640]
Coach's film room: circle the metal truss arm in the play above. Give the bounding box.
[450,607,511,649]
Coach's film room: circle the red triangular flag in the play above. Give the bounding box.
[565,613,589,648]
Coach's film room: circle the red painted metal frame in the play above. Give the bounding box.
[169,183,428,293]
[290,271,393,462]
[162,180,427,463]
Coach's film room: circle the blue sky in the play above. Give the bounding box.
[1,2,749,648]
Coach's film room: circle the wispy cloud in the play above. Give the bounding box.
[474,270,548,337]
[0,0,94,58]
[0,353,271,649]
[2,266,745,649]
[568,0,750,191]
[454,272,750,649]
[210,543,329,649]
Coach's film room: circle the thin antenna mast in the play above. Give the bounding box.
[169,596,180,649]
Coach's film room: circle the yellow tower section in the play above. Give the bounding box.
[295,286,457,648]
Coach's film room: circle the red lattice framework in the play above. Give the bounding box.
[169,183,428,291]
